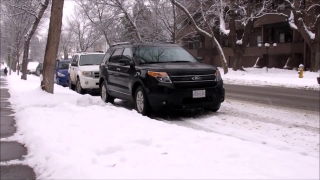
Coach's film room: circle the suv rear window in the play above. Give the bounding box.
[57,61,70,69]
[79,54,105,66]
[136,46,197,63]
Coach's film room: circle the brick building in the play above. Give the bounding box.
[178,0,319,70]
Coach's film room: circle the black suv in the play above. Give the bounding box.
[99,42,225,115]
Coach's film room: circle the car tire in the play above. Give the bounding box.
[205,103,221,112]
[100,81,114,103]
[135,86,150,116]
[76,78,85,94]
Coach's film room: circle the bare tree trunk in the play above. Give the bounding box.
[233,51,243,70]
[21,43,30,78]
[41,0,64,93]
[172,2,177,43]
[21,0,49,80]
[7,47,11,75]
[63,47,68,59]
[315,51,320,72]
[16,53,19,75]
[310,50,320,72]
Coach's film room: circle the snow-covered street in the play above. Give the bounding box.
[219,67,319,90]
[1,74,318,179]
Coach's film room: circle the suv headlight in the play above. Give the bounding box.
[82,71,93,77]
[57,72,65,77]
[148,71,172,83]
[215,70,222,81]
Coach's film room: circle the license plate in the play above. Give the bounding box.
[192,90,205,98]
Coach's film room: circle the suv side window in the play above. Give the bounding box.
[122,48,133,61]
[102,49,115,64]
[109,48,124,63]
[72,55,79,66]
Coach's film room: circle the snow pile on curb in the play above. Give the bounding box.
[3,74,319,179]
[219,67,319,90]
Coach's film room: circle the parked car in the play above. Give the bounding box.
[68,52,105,94]
[99,42,225,115]
[35,62,43,76]
[27,61,39,74]
[54,60,71,87]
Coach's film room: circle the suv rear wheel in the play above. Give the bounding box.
[135,86,150,116]
[100,81,114,103]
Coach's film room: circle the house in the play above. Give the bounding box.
[178,0,318,70]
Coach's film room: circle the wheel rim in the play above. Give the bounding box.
[77,80,81,93]
[101,85,107,101]
[136,91,144,112]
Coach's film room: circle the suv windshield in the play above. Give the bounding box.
[79,54,104,66]
[136,46,197,63]
[57,62,70,69]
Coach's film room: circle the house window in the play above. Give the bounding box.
[177,23,182,30]
[280,33,285,43]
[257,36,262,45]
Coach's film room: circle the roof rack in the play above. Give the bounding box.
[111,42,131,47]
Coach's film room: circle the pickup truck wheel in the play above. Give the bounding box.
[76,78,85,94]
[135,86,150,116]
[68,76,75,90]
[100,81,114,103]
[205,103,221,112]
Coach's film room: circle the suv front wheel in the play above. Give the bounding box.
[100,81,114,103]
[135,86,150,116]
[76,78,85,94]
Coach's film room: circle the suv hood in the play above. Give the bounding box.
[79,65,99,72]
[139,62,217,73]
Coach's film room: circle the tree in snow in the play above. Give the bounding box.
[59,25,75,60]
[102,0,143,43]
[171,0,229,74]
[148,0,196,43]
[67,7,102,52]
[20,0,50,80]
[41,0,64,93]
[1,0,38,74]
[77,0,120,46]
[285,0,320,72]
[219,0,280,71]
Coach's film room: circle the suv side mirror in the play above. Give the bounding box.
[196,57,203,63]
[119,59,134,66]
[71,61,77,66]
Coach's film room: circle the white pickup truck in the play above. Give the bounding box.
[68,52,105,94]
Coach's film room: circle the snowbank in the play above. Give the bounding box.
[219,67,319,90]
[2,74,319,179]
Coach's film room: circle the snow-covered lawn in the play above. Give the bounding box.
[1,74,319,179]
[219,67,319,90]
